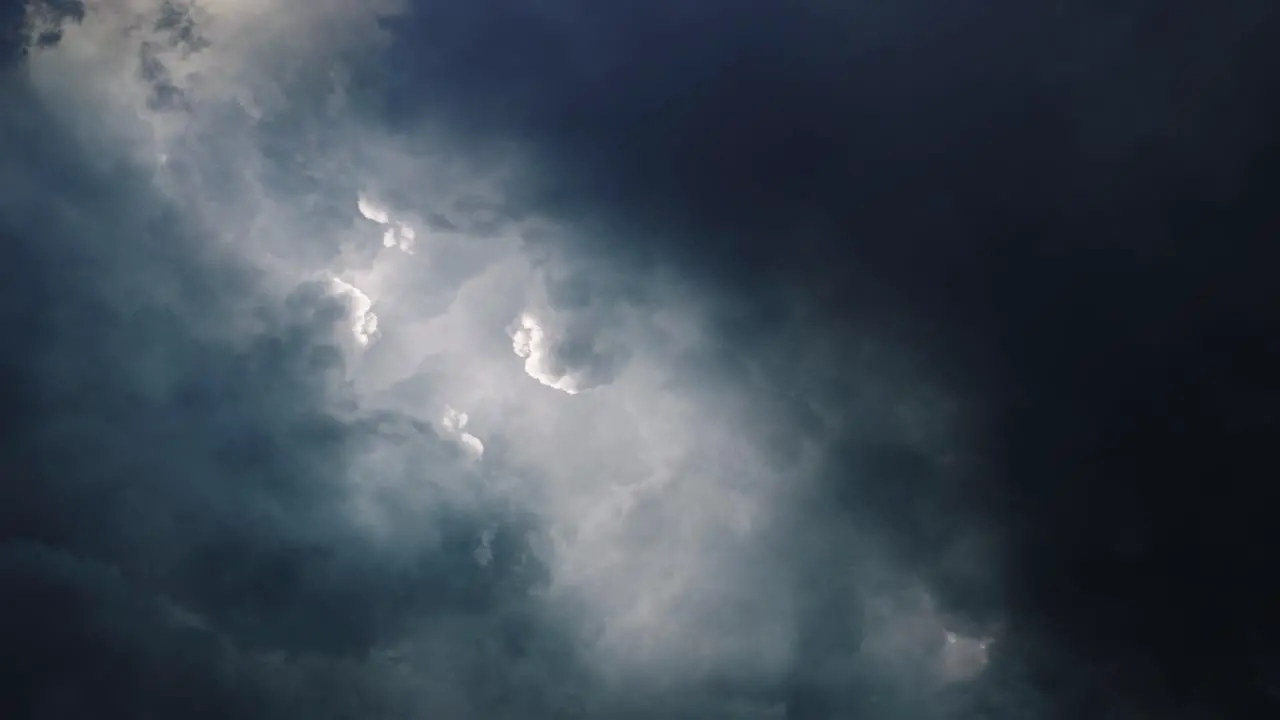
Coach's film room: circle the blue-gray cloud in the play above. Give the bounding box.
[3,2,1277,719]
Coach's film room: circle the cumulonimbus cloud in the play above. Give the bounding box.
[2,2,1013,719]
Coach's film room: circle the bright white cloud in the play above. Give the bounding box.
[380,223,416,253]
[510,312,581,394]
[358,195,392,225]
[506,307,631,395]
[441,406,469,432]
[329,277,379,346]
[394,223,416,250]
[441,405,485,458]
[358,194,416,253]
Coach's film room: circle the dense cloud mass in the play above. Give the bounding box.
[2,1,1277,718]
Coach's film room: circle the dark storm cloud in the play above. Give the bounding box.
[0,542,266,719]
[5,1,1278,718]
[372,1,1280,716]
[0,68,582,718]
[1,1,81,61]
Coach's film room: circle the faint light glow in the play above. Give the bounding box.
[474,529,495,566]
[939,629,994,683]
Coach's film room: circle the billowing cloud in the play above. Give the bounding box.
[441,405,484,458]
[3,1,1276,719]
[329,276,379,346]
[511,312,590,394]
[358,193,416,253]
[357,194,392,225]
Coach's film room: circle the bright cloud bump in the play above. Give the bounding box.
[358,193,416,253]
[441,405,485,458]
[511,312,583,394]
[329,277,379,346]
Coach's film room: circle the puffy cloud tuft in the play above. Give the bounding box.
[509,311,628,394]
[329,277,379,346]
[358,193,416,253]
[357,195,392,225]
[441,405,484,458]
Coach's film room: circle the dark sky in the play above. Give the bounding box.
[2,1,1277,718]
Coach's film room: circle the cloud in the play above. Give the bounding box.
[510,311,609,394]
[328,276,379,346]
[369,1,1279,716]
[357,194,392,225]
[0,542,269,719]
[357,193,416,253]
[1,5,579,717]
[441,405,484,458]
[0,7,1010,713]
[4,1,1276,719]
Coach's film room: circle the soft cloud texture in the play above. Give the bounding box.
[329,276,379,346]
[357,193,416,253]
[3,1,1277,719]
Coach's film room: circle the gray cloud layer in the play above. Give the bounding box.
[3,1,1277,719]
